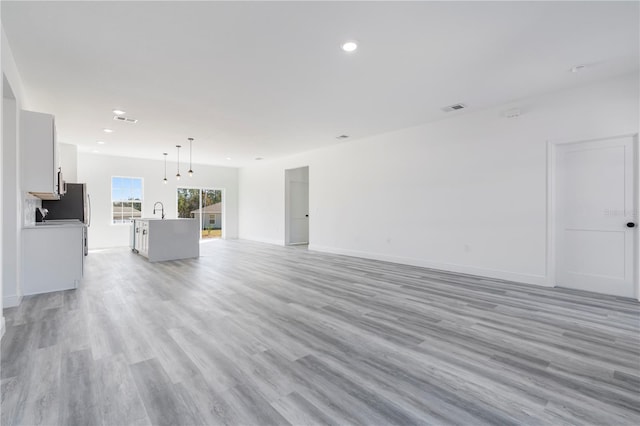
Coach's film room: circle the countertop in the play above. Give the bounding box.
[24,219,87,229]
[135,218,196,221]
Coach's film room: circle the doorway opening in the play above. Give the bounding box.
[177,187,224,240]
[285,166,309,246]
[549,135,638,299]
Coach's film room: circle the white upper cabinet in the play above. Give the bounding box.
[20,110,60,199]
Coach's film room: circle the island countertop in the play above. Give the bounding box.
[137,218,194,221]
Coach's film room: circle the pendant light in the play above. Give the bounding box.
[162,152,168,184]
[187,137,194,177]
[176,145,182,180]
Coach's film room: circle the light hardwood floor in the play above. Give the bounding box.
[2,240,639,425]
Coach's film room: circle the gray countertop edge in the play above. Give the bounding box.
[135,218,197,221]
[23,223,87,229]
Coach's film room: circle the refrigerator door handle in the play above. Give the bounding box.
[87,193,92,227]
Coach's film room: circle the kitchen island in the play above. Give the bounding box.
[131,218,199,262]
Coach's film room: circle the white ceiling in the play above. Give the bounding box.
[2,1,638,167]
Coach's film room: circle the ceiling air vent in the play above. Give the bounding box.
[441,103,466,112]
[113,115,138,124]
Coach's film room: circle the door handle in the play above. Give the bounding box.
[87,194,91,227]
[627,222,636,228]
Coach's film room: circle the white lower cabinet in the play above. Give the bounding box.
[131,220,149,255]
[22,226,84,295]
[140,221,149,257]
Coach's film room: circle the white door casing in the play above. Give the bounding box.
[553,135,637,298]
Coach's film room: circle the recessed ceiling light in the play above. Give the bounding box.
[97,141,105,145]
[103,128,113,133]
[336,135,349,140]
[570,65,587,73]
[92,149,100,153]
[112,109,126,115]
[341,41,358,52]
[226,157,232,161]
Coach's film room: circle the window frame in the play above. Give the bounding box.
[176,186,225,238]
[111,176,144,225]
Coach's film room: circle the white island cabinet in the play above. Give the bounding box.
[131,219,199,262]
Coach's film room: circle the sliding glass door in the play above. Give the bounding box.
[177,187,223,239]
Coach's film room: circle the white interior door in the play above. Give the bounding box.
[555,136,637,298]
[289,180,309,244]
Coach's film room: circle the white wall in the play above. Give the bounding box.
[239,74,640,286]
[1,91,3,339]
[78,153,239,249]
[2,27,31,317]
[2,96,18,308]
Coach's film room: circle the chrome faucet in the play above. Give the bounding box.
[37,207,49,222]
[153,202,165,219]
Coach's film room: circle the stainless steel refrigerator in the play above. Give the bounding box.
[41,183,91,254]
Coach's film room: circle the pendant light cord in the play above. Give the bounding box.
[176,145,182,179]
[163,152,168,183]
[188,138,194,176]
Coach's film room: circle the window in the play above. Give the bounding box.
[177,187,223,239]
[112,177,143,224]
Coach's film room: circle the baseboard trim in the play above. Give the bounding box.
[308,244,549,287]
[239,237,285,246]
[3,295,23,308]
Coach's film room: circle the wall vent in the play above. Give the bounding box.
[441,103,466,112]
[113,115,138,124]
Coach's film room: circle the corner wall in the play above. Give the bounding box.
[2,96,18,308]
[238,74,640,286]
[78,152,239,249]
[2,26,31,316]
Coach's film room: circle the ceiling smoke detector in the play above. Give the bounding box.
[113,115,138,124]
[441,103,466,112]
[503,108,521,119]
